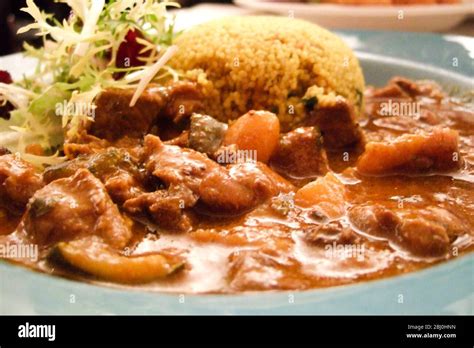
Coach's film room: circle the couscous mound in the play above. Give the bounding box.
[170,16,365,130]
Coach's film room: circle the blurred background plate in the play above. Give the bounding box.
[234,0,474,31]
[0,31,473,315]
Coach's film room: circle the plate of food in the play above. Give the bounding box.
[0,1,473,314]
[234,0,474,31]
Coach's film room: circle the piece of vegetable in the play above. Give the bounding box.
[294,173,345,219]
[223,110,280,163]
[189,113,228,155]
[43,148,140,184]
[53,237,184,283]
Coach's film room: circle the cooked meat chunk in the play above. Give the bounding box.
[417,207,467,242]
[366,82,411,100]
[199,162,293,214]
[161,82,204,122]
[144,134,292,215]
[19,169,132,248]
[63,132,110,158]
[103,171,144,205]
[189,114,227,156]
[229,162,294,195]
[305,220,361,246]
[143,134,219,192]
[348,204,401,237]
[90,82,203,141]
[64,132,143,161]
[356,128,462,175]
[304,96,364,149]
[390,76,444,99]
[198,168,256,214]
[348,204,463,256]
[145,135,292,213]
[0,154,44,214]
[227,249,310,291]
[91,87,165,140]
[397,218,450,256]
[44,148,145,204]
[270,127,329,184]
[124,185,198,232]
[53,236,184,283]
[164,130,189,147]
[294,173,345,219]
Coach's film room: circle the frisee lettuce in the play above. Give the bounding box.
[0,0,180,167]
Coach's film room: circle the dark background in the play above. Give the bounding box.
[0,0,230,56]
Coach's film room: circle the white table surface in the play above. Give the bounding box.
[172,3,474,36]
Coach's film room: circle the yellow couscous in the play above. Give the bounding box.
[170,16,365,130]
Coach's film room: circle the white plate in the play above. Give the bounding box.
[234,0,474,31]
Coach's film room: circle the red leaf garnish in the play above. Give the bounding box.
[116,29,151,70]
[0,70,14,119]
[0,70,13,84]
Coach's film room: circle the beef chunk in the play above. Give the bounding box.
[64,132,143,161]
[348,204,464,257]
[143,134,220,192]
[417,207,467,242]
[0,154,44,214]
[164,130,189,147]
[305,220,361,246]
[161,82,204,122]
[199,162,293,214]
[144,135,293,216]
[19,169,132,248]
[123,185,198,232]
[63,132,110,159]
[356,128,462,175]
[227,249,310,291]
[390,76,445,99]
[91,87,165,140]
[397,218,450,256]
[348,204,401,238]
[90,82,203,141]
[304,96,364,149]
[270,127,329,185]
[44,148,145,204]
[366,82,411,100]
